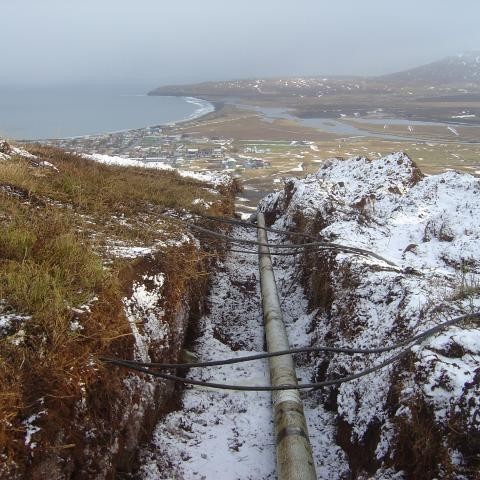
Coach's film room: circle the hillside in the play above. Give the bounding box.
[256,153,480,478]
[379,52,480,86]
[130,152,480,479]
[0,140,237,479]
[148,76,378,99]
[149,53,480,101]
[2,137,479,478]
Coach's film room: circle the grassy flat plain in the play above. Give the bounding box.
[345,119,480,143]
[177,105,338,141]
[168,103,480,214]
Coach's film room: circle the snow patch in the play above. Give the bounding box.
[84,153,232,187]
[123,273,168,362]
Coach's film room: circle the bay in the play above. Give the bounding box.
[0,85,213,140]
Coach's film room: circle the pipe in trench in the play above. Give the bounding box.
[257,213,317,480]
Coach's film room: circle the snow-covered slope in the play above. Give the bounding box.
[259,153,480,479]
[84,153,233,187]
[1,139,41,162]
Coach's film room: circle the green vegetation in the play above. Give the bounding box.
[0,146,235,475]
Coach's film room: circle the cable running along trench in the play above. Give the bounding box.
[103,349,410,391]
[100,212,480,480]
[195,213,315,240]
[101,211,480,389]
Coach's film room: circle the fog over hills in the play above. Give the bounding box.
[149,53,480,98]
[379,51,480,85]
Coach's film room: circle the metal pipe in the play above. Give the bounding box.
[257,213,317,480]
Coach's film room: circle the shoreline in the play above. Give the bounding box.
[20,96,218,143]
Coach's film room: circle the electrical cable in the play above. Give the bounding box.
[100,313,479,390]
[101,349,409,391]
[186,223,398,267]
[196,213,314,240]
[109,217,478,391]
[164,213,396,264]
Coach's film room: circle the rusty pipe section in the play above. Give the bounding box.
[257,213,317,480]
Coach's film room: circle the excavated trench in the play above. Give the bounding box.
[129,225,347,479]
[133,226,275,479]
[126,153,480,480]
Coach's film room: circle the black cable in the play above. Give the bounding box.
[164,213,396,265]
[210,244,397,262]
[100,313,478,371]
[102,349,410,391]
[197,213,314,240]
[187,223,398,267]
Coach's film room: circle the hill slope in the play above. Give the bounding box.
[379,52,480,85]
[0,141,236,479]
[149,53,480,100]
[259,152,480,478]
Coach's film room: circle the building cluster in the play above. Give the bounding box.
[36,125,271,171]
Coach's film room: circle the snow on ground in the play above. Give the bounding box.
[289,162,304,172]
[104,245,154,259]
[260,152,479,272]
[192,198,213,208]
[271,242,349,479]
[84,153,173,171]
[0,301,31,339]
[137,227,276,479]
[258,152,480,477]
[0,139,37,161]
[22,406,46,449]
[84,153,232,187]
[137,226,351,479]
[124,273,168,362]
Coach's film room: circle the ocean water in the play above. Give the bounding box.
[0,85,213,140]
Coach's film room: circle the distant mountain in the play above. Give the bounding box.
[149,53,480,99]
[378,52,480,85]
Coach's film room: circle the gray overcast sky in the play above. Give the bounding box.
[1,0,479,89]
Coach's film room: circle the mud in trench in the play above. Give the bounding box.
[134,227,348,480]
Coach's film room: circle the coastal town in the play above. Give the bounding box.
[25,101,480,221]
[35,123,277,171]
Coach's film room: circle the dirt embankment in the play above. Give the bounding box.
[259,153,480,479]
[27,245,216,479]
[0,143,237,479]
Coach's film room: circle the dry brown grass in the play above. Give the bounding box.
[0,202,128,472]
[393,396,454,479]
[0,146,236,476]
[6,146,223,214]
